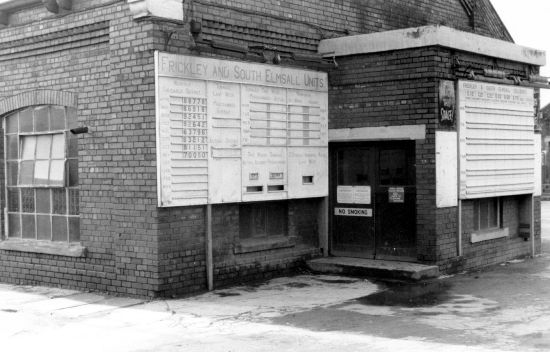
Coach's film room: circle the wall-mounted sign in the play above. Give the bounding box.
[334,207,372,217]
[439,80,455,126]
[155,52,328,207]
[388,187,405,203]
[457,80,535,199]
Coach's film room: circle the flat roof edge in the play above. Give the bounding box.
[319,25,546,66]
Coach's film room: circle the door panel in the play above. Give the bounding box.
[331,147,375,258]
[375,187,416,260]
[375,145,416,260]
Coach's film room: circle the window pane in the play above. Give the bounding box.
[239,206,254,239]
[21,136,36,160]
[252,207,266,236]
[34,106,49,132]
[36,135,52,159]
[34,160,50,184]
[51,134,65,158]
[22,214,35,239]
[6,161,18,186]
[50,160,65,186]
[480,200,489,230]
[19,109,33,132]
[68,158,78,186]
[8,214,21,238]
[52,189,66,214]
[37,215,51,240]
[68,135,78,158]
[52,216,68,242]
[489,199,498,228]
[6,112,18,134]
[338,149,372,186]
[267,203,286,236]
[6,135,18,160]
[7,188,19,212]
[36,189,51,213]
[21,188,35,213]
[69,217,80,242]
[19,161,34,185]
[51,106,65,130]
[66,107,77,129]
[69,189,79,215]
[473,201,479,231]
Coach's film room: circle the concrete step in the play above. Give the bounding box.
[306,257,440,281]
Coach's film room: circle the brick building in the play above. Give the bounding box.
[0,0,545,297]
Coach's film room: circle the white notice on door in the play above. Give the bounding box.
[334,207,373,217]
[336,186,354,204]
[353,186,371,204]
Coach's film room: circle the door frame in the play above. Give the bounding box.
[329,140,417,261]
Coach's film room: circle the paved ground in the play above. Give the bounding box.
[2,204,550,351]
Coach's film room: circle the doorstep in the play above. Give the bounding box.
[306,256,440,281]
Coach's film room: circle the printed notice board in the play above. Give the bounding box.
[155,52,328,207]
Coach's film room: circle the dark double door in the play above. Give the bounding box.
[330,141,416,261]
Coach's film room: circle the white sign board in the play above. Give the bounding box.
[436,131,458,208]
[155,52,328,207]
[458,81,535,199]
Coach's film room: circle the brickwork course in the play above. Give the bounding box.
[0,0,541,297]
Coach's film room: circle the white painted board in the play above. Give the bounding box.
[535,134,542,196]
[457,80,535,199]
[155,51,329,207]
[436,131,458,208]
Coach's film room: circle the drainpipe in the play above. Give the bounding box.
[458,201,463,257]
[318,196,329,256]
[206,204,213,291]
[531,195,536,257]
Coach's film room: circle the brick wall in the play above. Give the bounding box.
[0,1,166,297]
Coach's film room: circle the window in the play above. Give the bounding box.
[473,197,500,232]
[240,201,287,239]
[4,106,80,243]
[19,134,65,186]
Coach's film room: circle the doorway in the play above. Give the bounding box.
[330,141,416,261]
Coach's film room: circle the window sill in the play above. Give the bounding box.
[470,227,509,243]
[0,239,87,257]
[234,236,296,254]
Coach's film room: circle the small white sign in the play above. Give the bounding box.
[353,186,371,204]
[336,186,354,204]
[334,207,372,217]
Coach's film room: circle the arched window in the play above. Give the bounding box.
[4,105,80,242]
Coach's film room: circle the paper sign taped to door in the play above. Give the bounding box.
[388,187,405,203]
[353,186,371,204]
[337,186,354,203]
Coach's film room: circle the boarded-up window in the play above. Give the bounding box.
[240,201,287,239]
